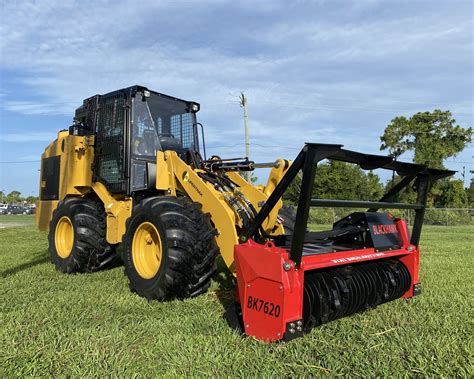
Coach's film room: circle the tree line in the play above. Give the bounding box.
[0,191,38,205]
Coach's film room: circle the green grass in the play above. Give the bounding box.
[0,225,472,377]
[0,214,35,226]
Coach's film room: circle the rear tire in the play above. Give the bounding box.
[48,197,116,273]
[123,196,218,300]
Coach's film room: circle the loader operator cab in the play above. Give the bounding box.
[73,85,201,195]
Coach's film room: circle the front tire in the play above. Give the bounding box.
[48,197,116,273]
[123,196,218,300]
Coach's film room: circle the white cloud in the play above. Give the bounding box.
[0,0,471,176]
[3,100,73,115]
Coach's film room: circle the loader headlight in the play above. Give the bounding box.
[190,103,200,112]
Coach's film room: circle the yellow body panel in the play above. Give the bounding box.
[91,182,132,244]
[36,132,94,231]
[39,132,94,199]
[155,151,170,191]
[36,200,59,231]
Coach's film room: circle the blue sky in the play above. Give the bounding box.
[0,0,472,196]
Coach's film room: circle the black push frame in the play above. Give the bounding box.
[243,143,455,268]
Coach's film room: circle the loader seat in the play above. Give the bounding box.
[159,133,182,151]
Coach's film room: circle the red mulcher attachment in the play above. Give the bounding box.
[231,143,454,342]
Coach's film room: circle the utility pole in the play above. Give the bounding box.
[240,92,250,181]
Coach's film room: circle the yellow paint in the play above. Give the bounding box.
[91,182,132,244]
[155,151,169,191]
[264,159,290,197]
[167,151,239,272]
[163,151,178,196]
[63,135,94,194]
[36,133,95,231]
[55,216,74,258]
[132,221,163,279]
[36,200,59,231]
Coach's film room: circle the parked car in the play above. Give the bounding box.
[6,205,25,215]
[0,208,6,215]
[24,207,35,214]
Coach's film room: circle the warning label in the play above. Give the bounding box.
[331,252,386,264]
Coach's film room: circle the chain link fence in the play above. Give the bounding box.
[308,207,473,226]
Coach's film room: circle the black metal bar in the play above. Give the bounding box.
[311,199,424,210]
[291,148,318,268]
[243,144,343,242]
[326,146,455,178]
[197,123,206,159]
[410,175,431,246]
[368,175,416,212]
[242,148,306,241]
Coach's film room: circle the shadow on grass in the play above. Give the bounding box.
[1,251,50,278]
[212,257,235,305]
[212,257,245,333]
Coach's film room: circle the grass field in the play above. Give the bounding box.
[1,217,472,377]
[0,214,35,227]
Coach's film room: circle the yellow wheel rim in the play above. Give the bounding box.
[55,216,74,258]
[132,221,163,279]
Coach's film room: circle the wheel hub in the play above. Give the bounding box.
[55,216,74,258]
[132,221,163,279]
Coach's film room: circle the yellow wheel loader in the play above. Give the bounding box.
[37,85,453,341]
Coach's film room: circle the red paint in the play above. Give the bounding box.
[234,240,304,342]
[234,219,420,342]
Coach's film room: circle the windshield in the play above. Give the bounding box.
[132,96,160,157]
[131,91,198,158]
